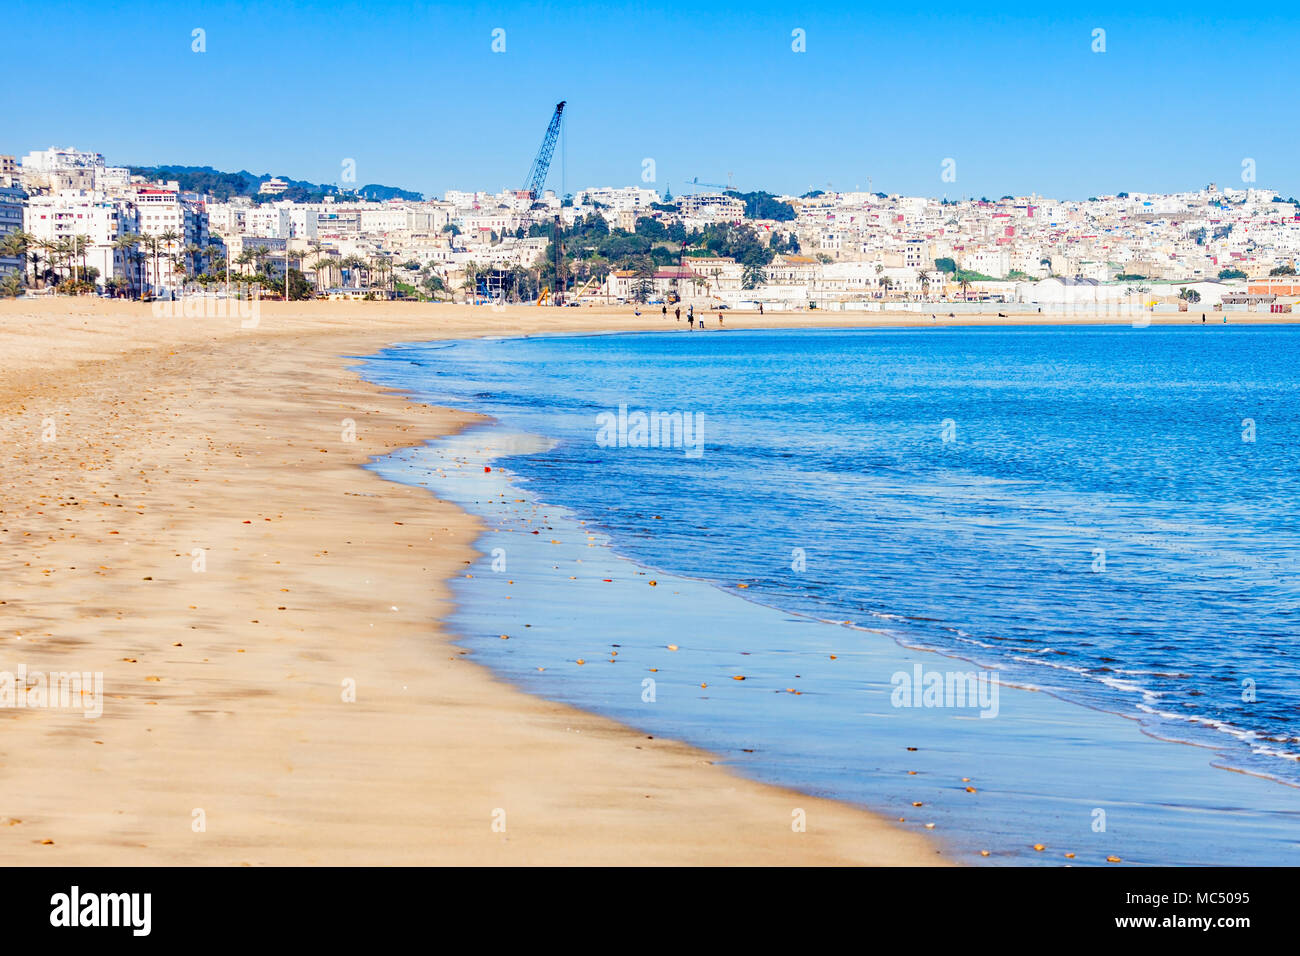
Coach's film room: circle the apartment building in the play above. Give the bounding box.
[130,184,210,291]
[0,185,25,278]
[677,192,745,223]
[24,190,128,285]
[576,186,660,212]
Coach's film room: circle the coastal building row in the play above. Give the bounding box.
[5,144,1298,305]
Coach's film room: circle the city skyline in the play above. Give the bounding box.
[11,0,1300,200]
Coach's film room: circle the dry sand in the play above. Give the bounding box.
[0,297,1285,865]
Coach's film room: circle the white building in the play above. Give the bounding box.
[20,146,104,173]
[677,192,745,223]
[24,190,128,287]
[129,184,210,291]
[576,186,660,212]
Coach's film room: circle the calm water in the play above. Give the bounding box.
[359,324,1300,861]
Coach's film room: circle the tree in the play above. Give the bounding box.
[111,233,139,298]
[631,277,655,303]
[286,268,312,300]
[0,231,29,288]
[462,260,480,300]
[1269,265,1296,276]
[1218,268,1247,280]
[0,272,21,298]
[184,242,201,278]
[1179,287,1202,303]
[143,234,162,294]
[741,262,768,289]
[72,234,90,283]
[26,244,44,289]
[934,257,957,274]
[203,243,224,279]
[159,230,180,288]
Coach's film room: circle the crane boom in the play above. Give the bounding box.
[522,101,565,201]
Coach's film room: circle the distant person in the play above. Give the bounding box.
[675,306,681,321]
[688,315,694,329]
[759,302,764,315]
[1202,313,1206,323]
[688,304,694,321]
[718,312,724,326]
[662,305,667,317]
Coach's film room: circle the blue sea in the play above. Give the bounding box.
[360,324,1300,864]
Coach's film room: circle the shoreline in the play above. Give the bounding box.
[367,334,1300,866]
[0,298,949,865]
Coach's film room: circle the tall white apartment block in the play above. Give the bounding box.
[24,190,127,285]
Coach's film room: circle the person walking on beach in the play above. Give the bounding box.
[1202,313,1206,323]
[675,306,681,322]
[718,312,723,326]
[662,304,667,317]
[759,302,764,315]
[688,314,694,329]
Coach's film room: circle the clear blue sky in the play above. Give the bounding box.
[11,0,1298,199]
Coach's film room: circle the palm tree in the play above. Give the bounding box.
[113,233,140,298]
[158,230,180,290]
[26,245,44,289]
[308,244,333,292]
[338,255,366,289]
[234,249,255,278]
[463,260,480,300]
[0,231,29,288]
[252,244,272,276]
[318,256,342,292]
[184,243,201,279]
[58,238,79,284]
[170,253,187,289]
[368,255,391,297]
[202,244,223,280]
[959,277,972,302]
[73,234,91,284]
[918,270,931,300]
[41,238,63,283]
[141,234,163,295]
[129,248,147,295]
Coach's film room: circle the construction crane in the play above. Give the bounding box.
[515,101,567,305]
[688,174,739,193]
[519,101,565,226]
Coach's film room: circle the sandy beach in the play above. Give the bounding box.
[0,297,957,866]
[4,298,1295,866]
